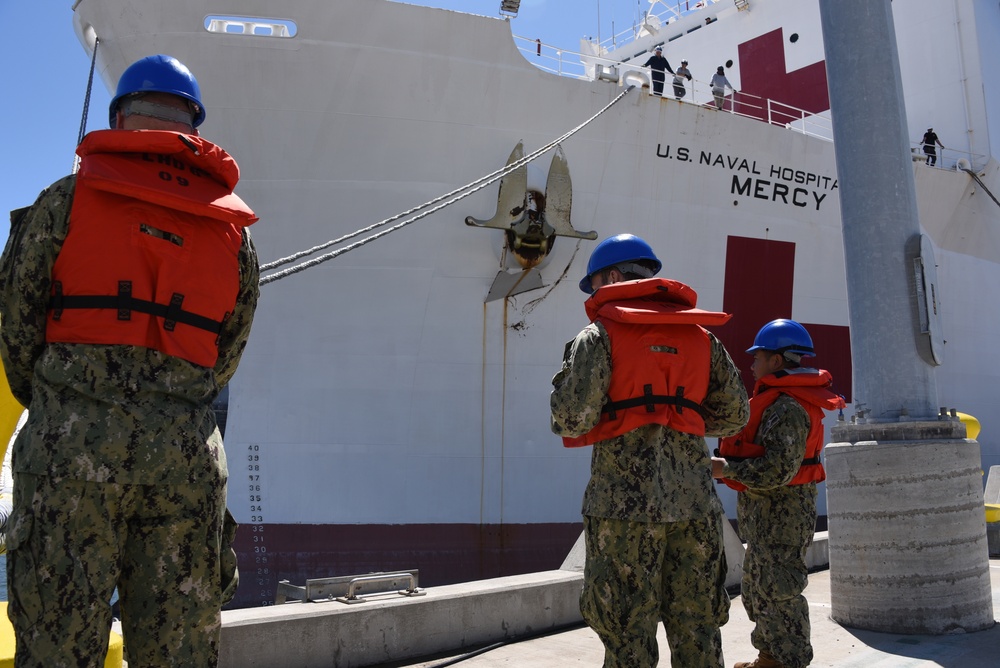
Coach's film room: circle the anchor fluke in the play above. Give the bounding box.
[485,268,544,302]
[466,141,597,270]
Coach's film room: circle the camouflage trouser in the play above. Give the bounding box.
[6,473,229,668]
[741,542,812,668]
[581,513,730,668]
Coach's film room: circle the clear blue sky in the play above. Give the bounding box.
[0,1,655,250]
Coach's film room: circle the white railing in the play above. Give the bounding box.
[514,36,588,79]
[908,143,988,173]
[512,39,835,142]
[515,22,990,171]
[591,0,726,54]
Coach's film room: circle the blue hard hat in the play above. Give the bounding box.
[746,319,815,357]
[579,234,662,293]
[109,54,206,128]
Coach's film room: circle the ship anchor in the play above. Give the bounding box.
[465,141,597,301]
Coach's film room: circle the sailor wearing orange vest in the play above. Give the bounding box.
[551,234,748,668]
[0,55,259,667]
[712,319,844,668]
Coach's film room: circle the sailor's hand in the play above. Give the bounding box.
[711,457,727,479]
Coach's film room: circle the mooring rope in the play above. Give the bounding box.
[72,37,100,174]
[258,85,635,286]
[962,168,1000,209]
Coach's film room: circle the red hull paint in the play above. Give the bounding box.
[714,235,852,403]
[735,28,831,122]
[229,522,583,609]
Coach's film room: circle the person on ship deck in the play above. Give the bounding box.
[643,46,675,97]
[673,59,693,100]
[921,127,944,166]
[711,65,735,111]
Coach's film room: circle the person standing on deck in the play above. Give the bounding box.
[711,66,735,110]
[673,59,693,100]
[550,234,749,668]
[0,54,259,667]
[643,46,675,97]
[713,320,845,668]
[921,127,944,166]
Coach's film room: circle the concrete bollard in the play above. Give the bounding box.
[825,421,994,634]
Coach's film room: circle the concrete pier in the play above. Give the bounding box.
[213,544,1000,668]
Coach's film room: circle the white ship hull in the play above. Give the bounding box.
[71,0,1000,608]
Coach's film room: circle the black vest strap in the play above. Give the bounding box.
[723,454,821,466]
[603,383,708,420]
[49,281,224,334]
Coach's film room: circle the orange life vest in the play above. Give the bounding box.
[46,129,258,368]
[562,278,732,447]
[718,368,844,491]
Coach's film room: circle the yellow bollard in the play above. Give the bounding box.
[0,602,124,667]
[0,361,122,665]
[956,411,981,440]
[0,358,25,464]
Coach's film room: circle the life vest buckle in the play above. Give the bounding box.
[164,293,184,332]
[643,384,656,413]
[117,281,132,321]
[51,282,64,321]
[215,311,231,347]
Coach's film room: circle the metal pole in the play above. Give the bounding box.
[818,0,938,420]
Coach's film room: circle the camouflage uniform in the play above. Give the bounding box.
[551,322,748,668]
[0,175,259,667]
[721,396,815,668]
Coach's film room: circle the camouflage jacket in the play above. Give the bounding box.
[724,395,817,544]
[551,322,748,523]
[0,175,260,485]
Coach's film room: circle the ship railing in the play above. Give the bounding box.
[518,38,983,166]
[718,88,834,141]
[513,35,589,79]
[514,41,836,142]
[588,0,727,57]
[907,143,989,173]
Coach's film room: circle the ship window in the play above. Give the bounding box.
[790,33,800,43]
[726,59,734,68]
[204,15,298,38]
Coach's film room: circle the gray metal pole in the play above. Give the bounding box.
[818,0,938,420]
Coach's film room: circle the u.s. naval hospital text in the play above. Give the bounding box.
[655,144,837,211]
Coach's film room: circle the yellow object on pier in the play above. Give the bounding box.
[0,602,124,667]
[986,504,1000,524]
[0,358,24,464]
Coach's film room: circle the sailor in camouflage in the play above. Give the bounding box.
[713,320,844,668]
[551,235,748,668]
[0,55,259,667]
